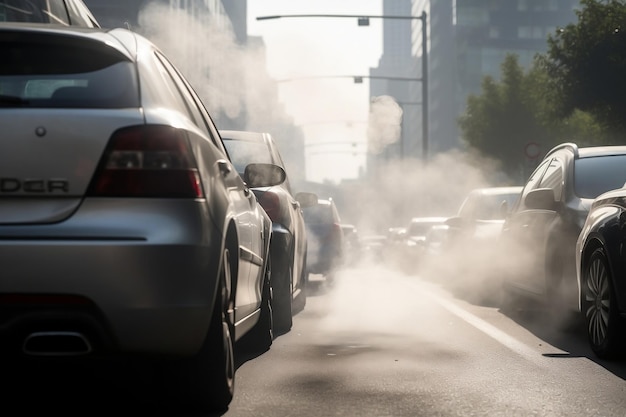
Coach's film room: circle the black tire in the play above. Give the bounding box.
[582,247,623,359]
[273,268,293,333]
[272,249,293,333]
[161,247,235,412]
[292,253,308,314]
[242,255,274,351]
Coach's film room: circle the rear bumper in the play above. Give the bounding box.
[0,199,222,357]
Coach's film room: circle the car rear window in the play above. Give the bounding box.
[222,139,272,174]
[303,204,334,224]
[0,31,138,108]
[574,154,626,199]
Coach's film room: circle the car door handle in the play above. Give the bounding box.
[291,201,300,208]
[217,160,232,175]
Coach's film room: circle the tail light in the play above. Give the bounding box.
[87,125,203,198]
[256,190,281,221]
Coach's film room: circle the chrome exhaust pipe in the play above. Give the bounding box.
[22,331,93,356]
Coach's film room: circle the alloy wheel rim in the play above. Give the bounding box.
[585,257,610,346]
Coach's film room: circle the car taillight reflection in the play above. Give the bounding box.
[87,125,203,198]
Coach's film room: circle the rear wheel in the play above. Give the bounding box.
[583,247,623,359]
[272,247,294,333]
[293,252,308,314]
[161,247,235,412]
[242,256,273,351]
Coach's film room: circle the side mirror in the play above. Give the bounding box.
[295,192,318,208]
[445,216,464,229]
[524,188,557,211]
[244,163,286,188]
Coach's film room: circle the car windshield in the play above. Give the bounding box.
[574,155,626,199]
[458,192,520,220]
[0,32,138,108]
[222,140,272,174]
[302,204,333,224]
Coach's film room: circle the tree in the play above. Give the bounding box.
[458,54,548,179]
[539,0,626,135]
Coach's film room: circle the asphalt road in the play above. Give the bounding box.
[6,263,626,416]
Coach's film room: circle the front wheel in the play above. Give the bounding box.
[583,247,623,359]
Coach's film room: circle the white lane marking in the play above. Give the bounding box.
[415,283,550,365]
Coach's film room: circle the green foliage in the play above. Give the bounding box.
[458,55,550,179]
[539,0,626,135]
[459,0,626,181]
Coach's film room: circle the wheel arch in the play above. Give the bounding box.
[581,236,624,313]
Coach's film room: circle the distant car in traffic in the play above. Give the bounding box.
[395,217,448,273]
[302,198,344,283]
[576,185,626,359]
[220,129,317,333]
[0,0,100,27]
[501,143,626,319]
[445,186,522,251]
[340,223,361,266]
[0,22,285,412]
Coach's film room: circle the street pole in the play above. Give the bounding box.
[257,12,429,161]
[421,11,428,162]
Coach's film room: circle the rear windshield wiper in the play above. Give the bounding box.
[0,95,30,107]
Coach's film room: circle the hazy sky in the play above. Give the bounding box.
[247,1,384,183]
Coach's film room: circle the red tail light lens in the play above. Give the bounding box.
[256,190,281,221]
[87,125,203,198]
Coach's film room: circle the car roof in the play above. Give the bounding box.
[315,199,332,206]
[220,130,272,144]
[469,186,523,195]
[0,22,138,59]
[544,142,626,159]
[577,146,626,158]
[409,217,448,223]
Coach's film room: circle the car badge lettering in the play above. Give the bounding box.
[0,178,69,193]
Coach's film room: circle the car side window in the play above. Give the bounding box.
[48,0,71,25]
[517,158,551,211]
[175,74,230,156]
[538,158,563,201]
[149,52,201,124]
[153,52,213,139]
[66,0,99,27]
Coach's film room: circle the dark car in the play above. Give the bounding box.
[302,198,344,283]
[0,0,100,27]
[391,217,447,273]
[0,22,285,412]
[576,185,626,358]
[340,223,361,266]
[500,143,626,318]
[220,129,317,332]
